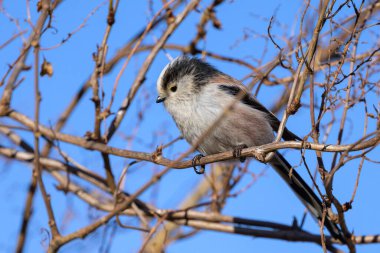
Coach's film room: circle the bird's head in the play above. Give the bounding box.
[156,56,223,105]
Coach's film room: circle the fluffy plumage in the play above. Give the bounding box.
[156,56,344,240]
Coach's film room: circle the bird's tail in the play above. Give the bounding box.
[269,152,344,241]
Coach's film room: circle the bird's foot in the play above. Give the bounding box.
[233,144,248,163]
[192,154,205,174]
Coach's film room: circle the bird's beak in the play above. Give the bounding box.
[156,96,166,103]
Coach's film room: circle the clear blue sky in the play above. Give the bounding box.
[0,1,379,252]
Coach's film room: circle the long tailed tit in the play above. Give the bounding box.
[156,56,344,240]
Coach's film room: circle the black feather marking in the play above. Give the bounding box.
[161,56,221,91]
[272,152,345,241]
[218,84,301,141]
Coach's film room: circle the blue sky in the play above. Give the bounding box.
[0,0,379,252]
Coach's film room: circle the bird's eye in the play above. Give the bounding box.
[170,86,177,92]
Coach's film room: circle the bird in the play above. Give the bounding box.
[156,55,344,240]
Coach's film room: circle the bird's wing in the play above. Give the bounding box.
[218,84,301,141]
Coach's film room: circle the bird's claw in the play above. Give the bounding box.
[192,154,205,174]
[233,144,248,163]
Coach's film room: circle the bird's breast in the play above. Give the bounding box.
[166,95,223,146]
